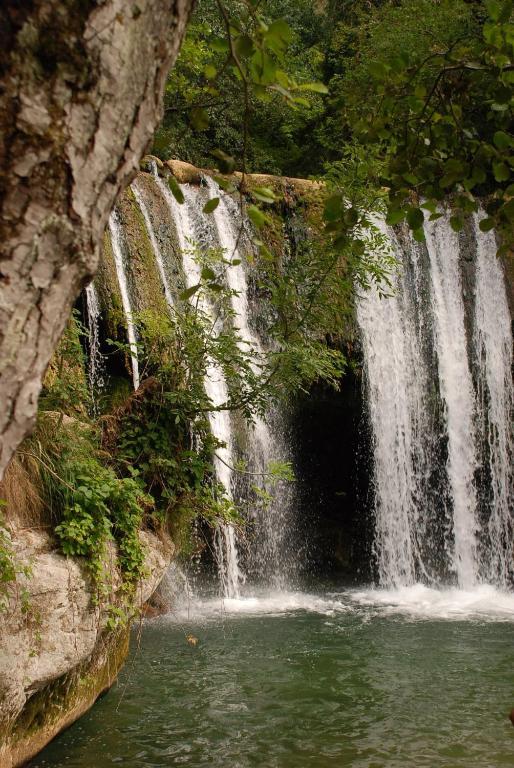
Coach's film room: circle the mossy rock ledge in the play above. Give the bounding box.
[0,527,173,767]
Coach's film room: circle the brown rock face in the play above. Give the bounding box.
[0,527,174,767]
[0,0,194,479]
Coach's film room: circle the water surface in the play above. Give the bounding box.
[30,586,514,768]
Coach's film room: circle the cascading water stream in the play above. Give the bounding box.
[424,215,478,588]
[472,211,513,586]
[152,167,242,598]
[84,281,104,411]
[357,212,513,590]
[204,176,293,588]
[109,210,140,390]
[356,226,425,586]
[131,179,174,307]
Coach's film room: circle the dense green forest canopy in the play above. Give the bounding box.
[155,0,514,245]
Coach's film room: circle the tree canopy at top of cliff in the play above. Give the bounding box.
[155,0,514,245]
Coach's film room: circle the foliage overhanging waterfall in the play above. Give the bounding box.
[98,167,512,597]
[105,167,296,598]
[357,211,513,589]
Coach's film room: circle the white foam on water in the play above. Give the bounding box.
[162,591,350,623]
[350,583,514,621]
[159,586,514,624]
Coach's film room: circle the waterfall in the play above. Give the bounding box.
[357,227,423,586]
[147,167,295,592]
[109,210,140,390]
[152,168,243,598]
[424,215,479,587]
[472,212,513,586]
[131,180,174,307]
[84,281,104,410]
[204,176,294,588]
[357,212,513,589]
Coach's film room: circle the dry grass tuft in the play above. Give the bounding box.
[0,453,47,531]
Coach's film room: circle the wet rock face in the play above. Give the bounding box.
[0,527,173,767]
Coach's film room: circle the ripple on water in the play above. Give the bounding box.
[29,584,514,768]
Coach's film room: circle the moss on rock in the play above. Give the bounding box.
[5,628,129,768]
[96,230,124,339]
[117,186,169,318]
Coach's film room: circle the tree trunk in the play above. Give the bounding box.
[0,0,194,478]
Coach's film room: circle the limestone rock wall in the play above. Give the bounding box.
[0,526,173,767]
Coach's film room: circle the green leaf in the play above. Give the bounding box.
[252,186,276,204]
[390,55,409,73]
[406,207,424,230]
[180,283,201,301]
[234,34,254,59]
[247,205,268,229]
[485,0,502,21]
[499,0,513,21]
[213,175,236,193]
[412,228,426,243]
[266,19,293,51]
[493,161,510,182]
[450,215,464,232]
[210,37,229,53]
[502,198,514,222]
[296,82,329,94]
[385,208,405,226]
[211,150,236,174]
[493,131,512,150]
[479,217,496,231]
[471,166,487,186]
[190,107,209,131]
[333,234,349,252]
[368,61,388,80]
[323,193,343,222]
[168,176,184,204]
[500,0,513,21]
[402,172,419,185]
[204,64,217,80]
[343,206,359,226]
[203,197,220,214]
[201,267,216,281]
[258,242,273,261]
[269,83,294,101]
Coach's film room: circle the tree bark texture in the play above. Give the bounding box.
[0,0,194,478]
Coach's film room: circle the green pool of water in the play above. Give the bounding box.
[29,586,514,767]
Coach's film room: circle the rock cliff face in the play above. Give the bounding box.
[0,526,173,767]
